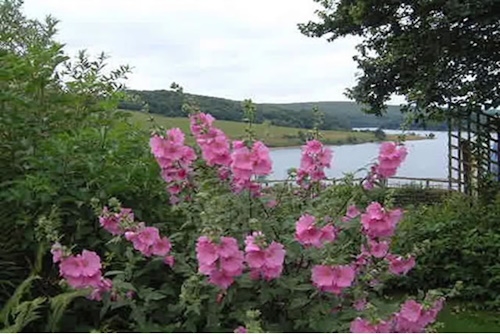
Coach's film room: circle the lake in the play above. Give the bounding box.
[269,129,449,184]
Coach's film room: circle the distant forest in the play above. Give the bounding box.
[120,89,449,131]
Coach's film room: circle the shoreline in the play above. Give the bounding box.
[267,134,430,150]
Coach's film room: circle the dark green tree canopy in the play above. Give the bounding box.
[299,0,500,121]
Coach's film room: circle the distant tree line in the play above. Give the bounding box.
[119,89,449,131]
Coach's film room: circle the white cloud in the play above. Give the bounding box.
[21,0,399,103]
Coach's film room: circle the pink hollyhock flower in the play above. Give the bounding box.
[297,140,333,186]
[164,255,175,267]
[355,247,371,269]
[196,236,219,272]
[377,142,408,178]
[151,236,172,256]
[346,204,361,219]
[295,214,336,248]
[387,254,416,275]
[234,326,248,333]
[196,236,244,289]
[208,267,236,289]
[251,141,272,176]
[150,128,197,203]
[128,226,161,256]
[350,317,393,333]
[59,250,102,289]
[295,214,323,247]
[51,242,63,264]
[393,298,443,332]
[361,202,403,238]
[99,208,121,235]
[245,233,286,280]
[319,224,337,243]
[368,239,389,258]
[98,207,133,236]
[353,298,367,311]
[350,318,377,333]
[125,225,173,259]
[311,264,356,294]
[89,278,113,301]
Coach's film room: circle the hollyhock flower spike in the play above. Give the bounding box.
[311,264,356,295]
[361,202,404,238]
[196,236,244,289]
[297,139,333,186]
[59,250,103,290]
[295,214,337,248]
[149,128,196,204]
[377,142,408,178]
[387,254,416,275]
[244,232,286,280]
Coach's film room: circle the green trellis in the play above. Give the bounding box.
[448,109,500,196]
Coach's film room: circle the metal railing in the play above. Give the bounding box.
[260,176,455,190]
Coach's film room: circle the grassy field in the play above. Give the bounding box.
[126,111,424,148]
[438,303,500,333]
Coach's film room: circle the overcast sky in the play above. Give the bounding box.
[23,0,372,103]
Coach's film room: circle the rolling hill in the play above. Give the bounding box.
[126,111,423,148]
[119,89,448,132]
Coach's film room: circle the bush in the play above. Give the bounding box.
[390,193,500,309]
[0,0,180,304]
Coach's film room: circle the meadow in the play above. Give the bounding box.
[127,111,424,148]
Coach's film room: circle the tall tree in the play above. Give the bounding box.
[298,0,500,121]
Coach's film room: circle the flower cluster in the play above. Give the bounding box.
[125,224,174,266]
[297,140,332,186]
[295,214,337,248]
[99,207,174,266]
[350,297,444,333]
[311,264,356,295]
[196,236,245,289]
[342,204,361,222]
[99,207,134,235]
[360,202,403,239]
[363,142,407,189]
[150,128,196,204]
[244,232,286,281]
[53,246,112,301]
[190,113,232,174]
[377,142,408,178]
[230,140,272,195]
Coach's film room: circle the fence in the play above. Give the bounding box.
[260,176,453,190]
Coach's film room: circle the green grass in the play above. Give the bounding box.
[438,302,500,333]
[126,111,423,148]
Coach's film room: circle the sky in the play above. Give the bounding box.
[22,0,373,104]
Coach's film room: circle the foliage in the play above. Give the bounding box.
[390,193,500,310]
[299,0,500,122]
[0,0,177,306]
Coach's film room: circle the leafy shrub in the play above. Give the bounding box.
[390,193,500,309]
[0,0,180,304]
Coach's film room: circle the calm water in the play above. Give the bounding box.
[268,130,449,181]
